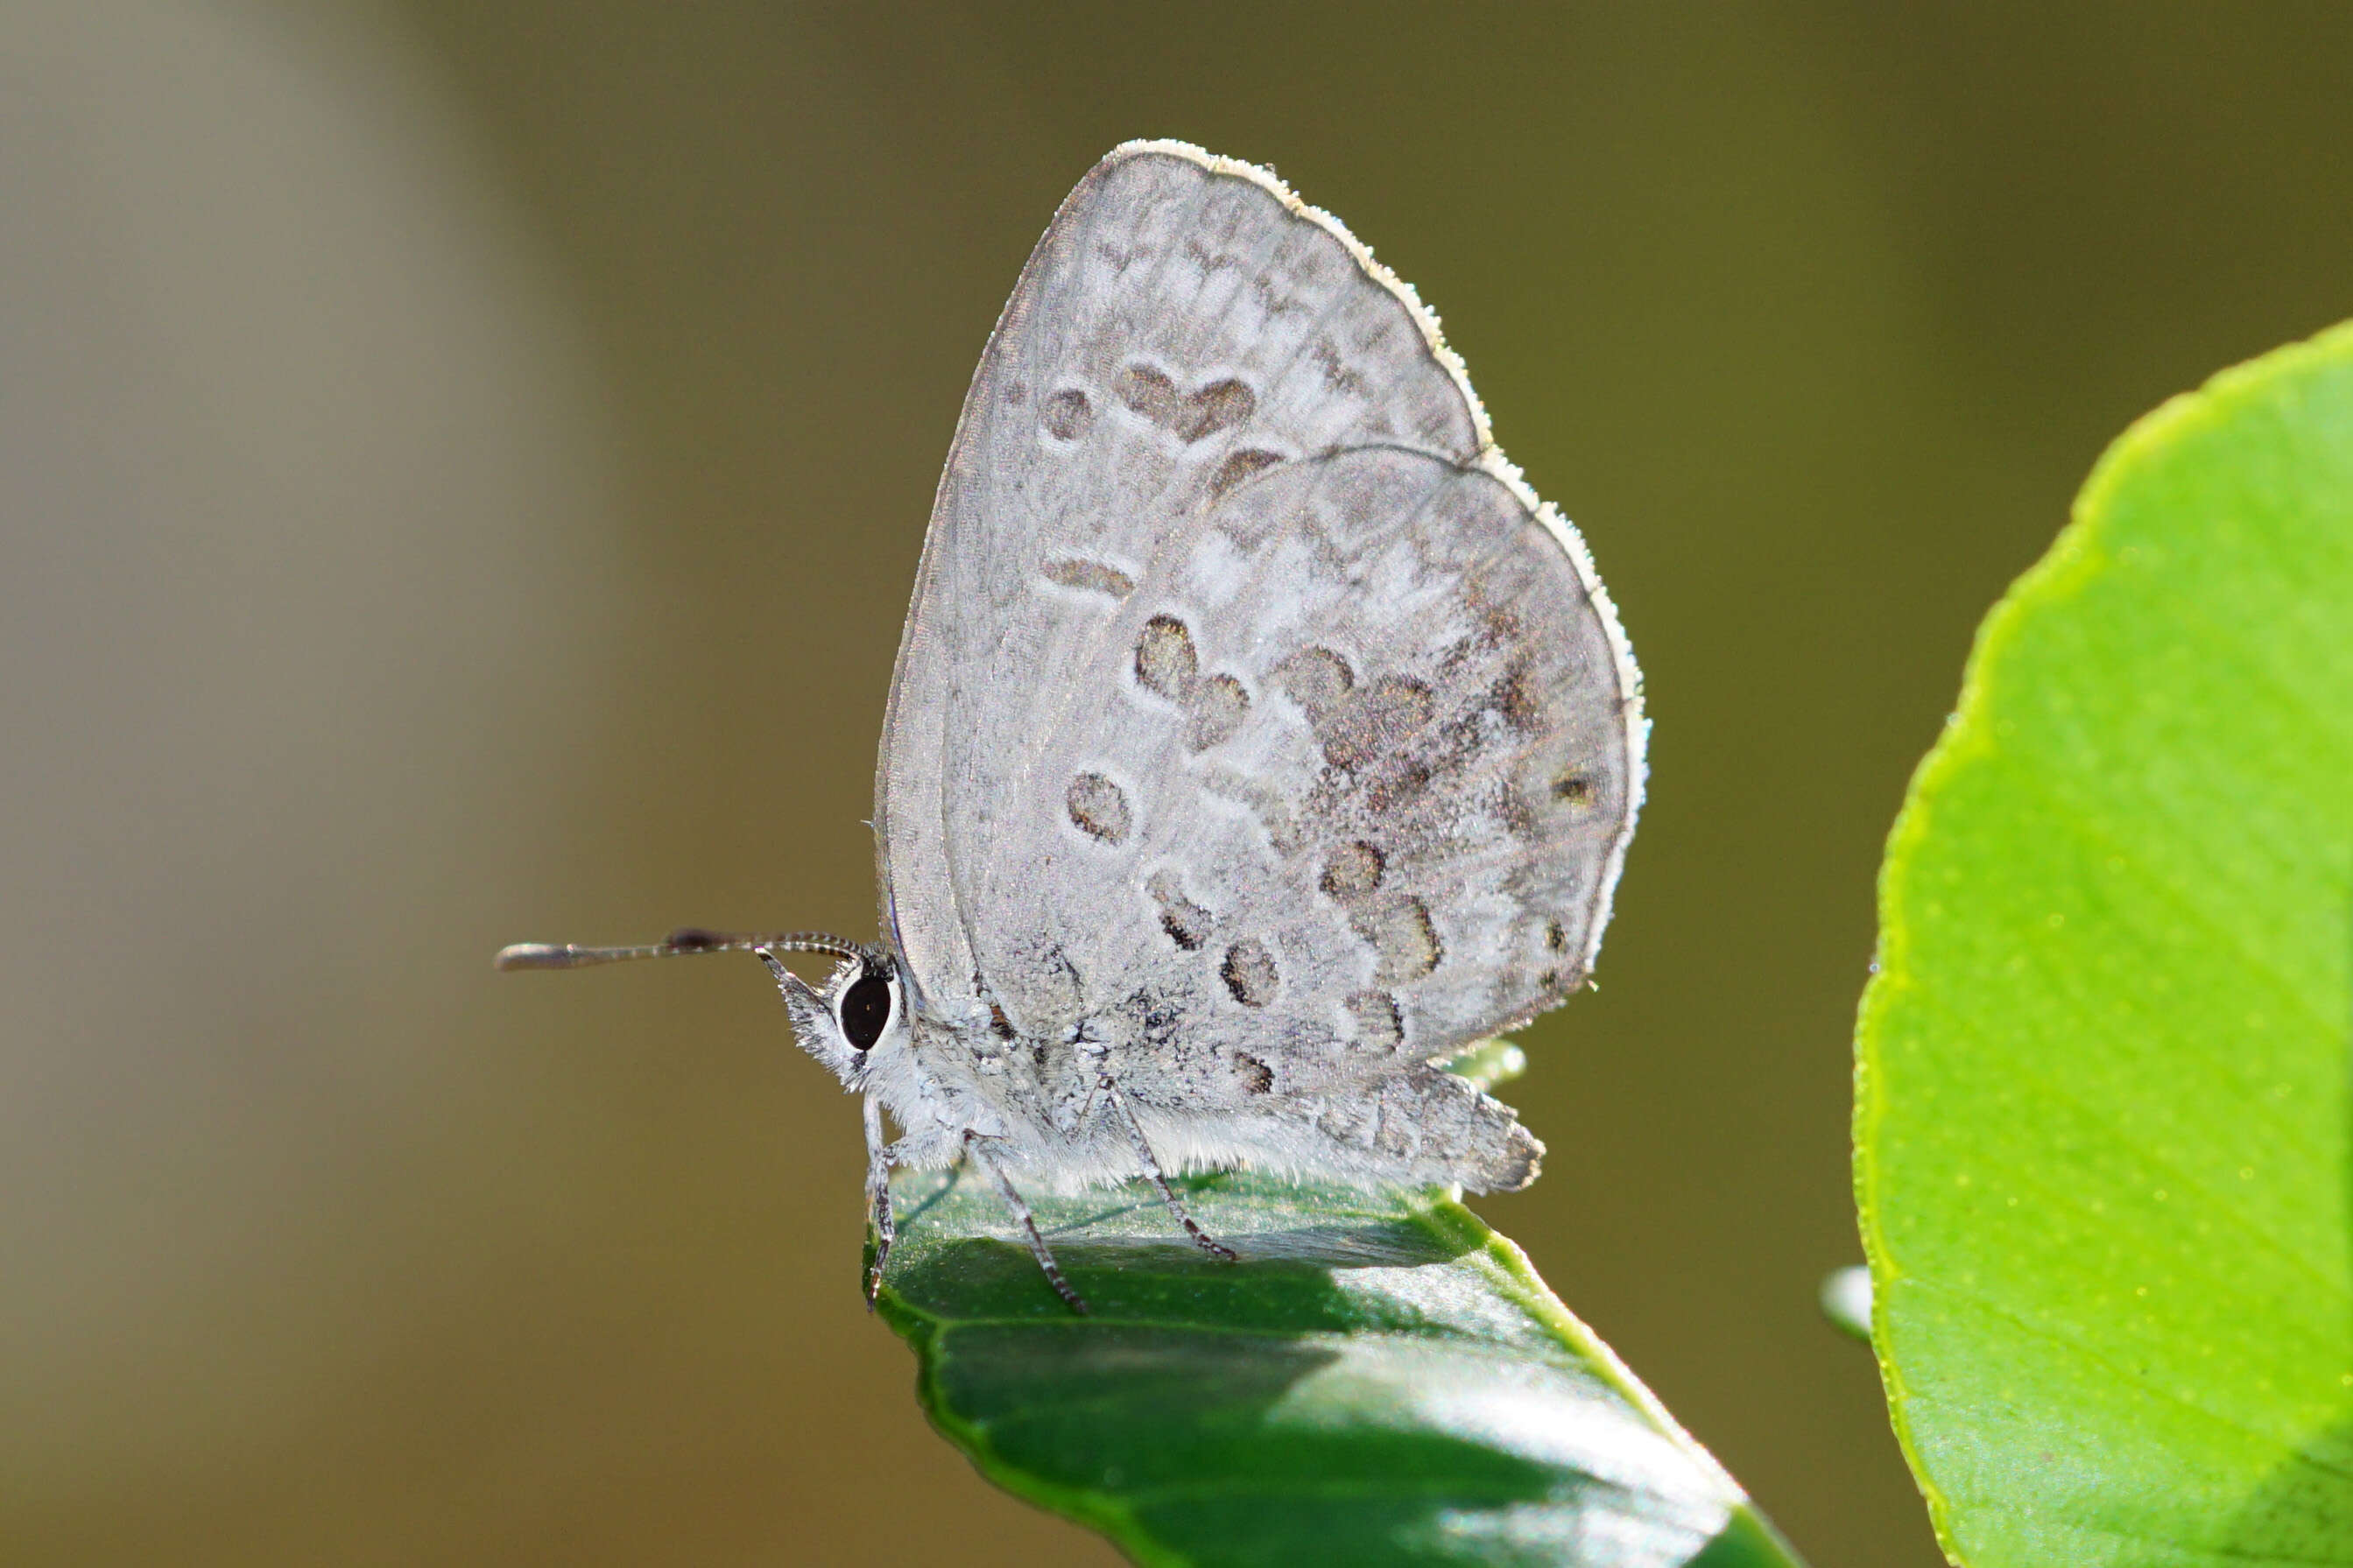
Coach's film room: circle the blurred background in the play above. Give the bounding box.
[5,2,2350,1562]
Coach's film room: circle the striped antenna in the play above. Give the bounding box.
[495,927,862,972]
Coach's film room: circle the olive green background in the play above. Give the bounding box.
[5,4,2349,1564]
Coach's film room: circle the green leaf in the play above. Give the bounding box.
[877,1159,1805,1567]
[1442,1037,1532,1094]
[1856,321,2353,1564]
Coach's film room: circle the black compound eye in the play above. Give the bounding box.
[837,971,892,1051]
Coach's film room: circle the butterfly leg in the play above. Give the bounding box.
[862,1094,894,1310]
[1100,1076,1237,1262]
[964,1131,1090,1315]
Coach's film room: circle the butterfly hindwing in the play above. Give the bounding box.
[875,142,1643,1130]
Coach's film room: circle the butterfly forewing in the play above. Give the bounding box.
[876,142,1642,1112]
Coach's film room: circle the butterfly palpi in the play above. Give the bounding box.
[499,141,1645,1313]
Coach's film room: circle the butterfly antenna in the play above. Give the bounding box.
[495,927,862,971]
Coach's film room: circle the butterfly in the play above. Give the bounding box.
[500,141,1645,1313]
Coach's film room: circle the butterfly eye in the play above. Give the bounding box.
[837,970,893,1051]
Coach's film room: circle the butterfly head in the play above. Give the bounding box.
[771,940,906,1089]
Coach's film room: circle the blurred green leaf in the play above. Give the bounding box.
[877,1164,1804,1567]
[1857,322,2353,1563]
[1442,1037,1530,1093]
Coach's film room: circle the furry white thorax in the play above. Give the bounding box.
[775,947,1005,1172]
[777,947,1205,1190]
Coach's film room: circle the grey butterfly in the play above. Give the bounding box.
[501,140,1645,1313]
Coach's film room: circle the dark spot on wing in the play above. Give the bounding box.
[1221,938,1279,1008]
[1319,676,1435,770]
[1209,447,1284,497]
[1135,615,1199,700]
[1363,758,1433,815]
[1319,840,1385,900]
[1042,557,1134,598]
[1271,645,1355,721]
[1488,659,1541,730]
[1117,363,1182,426]
[1041,386,1092,440]
[1186,673,1250,751]
[1115,362,1257,442]
[1352,897,1442,985]
[1149,870,1212,951]
[1067,771,1132,844]
[1345,990,1404,1054]
[1235,1052,1275,1094]
[1178,378,1256,442]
